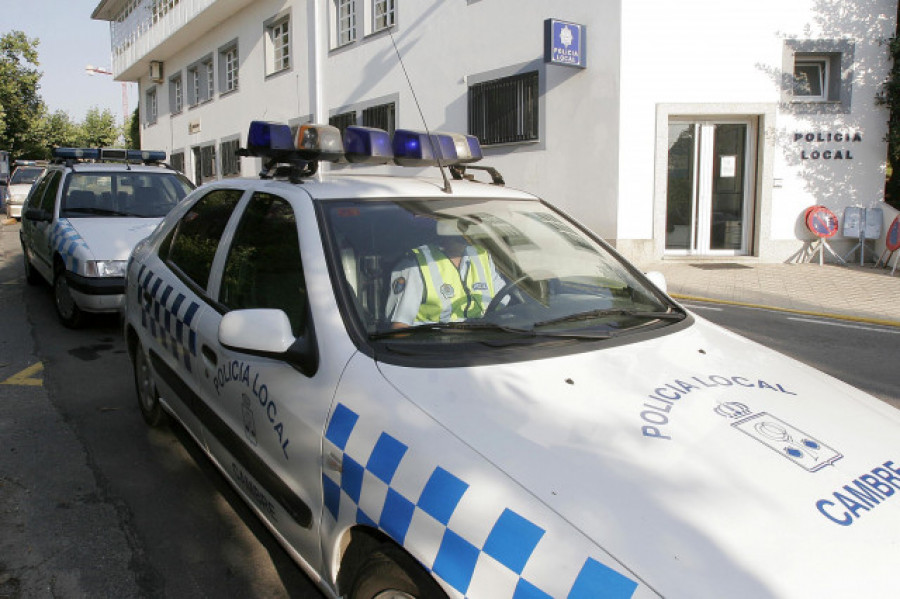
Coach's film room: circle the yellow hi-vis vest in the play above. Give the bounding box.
[411,244,496,323]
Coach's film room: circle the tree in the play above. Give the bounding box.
[78,107,121,148]
[126,105,140,149]
[0,31,46,160]
[878,3,900,210]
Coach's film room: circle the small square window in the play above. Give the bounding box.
[329,111,357,135]
[793,57,828,101]
[362,102,395,135]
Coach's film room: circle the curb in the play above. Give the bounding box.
[670,293,900,329]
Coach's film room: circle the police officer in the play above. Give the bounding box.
[386,230,506,328]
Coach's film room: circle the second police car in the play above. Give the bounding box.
[20,148,194,327]
[124,121,900,598]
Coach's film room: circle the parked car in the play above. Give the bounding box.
[124,122,900,599]
[21,148,194,327]
[6,161,47,219]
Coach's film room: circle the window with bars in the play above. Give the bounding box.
[169,74,183,113]
[373,0,394,31]
[329,111,357,135]
[362,102,395,135]
[267,16,291,74]
[468,71,539,145]
[220,43,239,93]
[199,144,217,182]
[170,151,185,175]
[335,0,356,46]
[146,88,158,125]
[220,138,241,177]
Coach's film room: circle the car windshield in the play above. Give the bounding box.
[60,172,193,218]
[322,198,683,346]
[10,167,43,185]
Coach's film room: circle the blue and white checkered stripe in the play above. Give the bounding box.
[51,219,90,272]
[137,264,200,373]
[323,403,639,599]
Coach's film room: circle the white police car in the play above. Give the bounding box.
[20,148,194,327]
[6,161,47,219]
[124,122,900,599]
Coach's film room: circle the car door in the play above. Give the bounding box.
[138,187,245,437]
[197,191,335,570]
[23,170,62,281]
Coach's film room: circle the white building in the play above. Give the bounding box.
[92,0,898,263]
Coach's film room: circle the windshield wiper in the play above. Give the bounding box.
[534,308,686,328]
[63,207,130,217]
[369,321,611,341]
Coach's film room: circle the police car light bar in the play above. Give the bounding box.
[53,148,101,160]
[392,130,484,167]
[246,121,295,159]
[126,149,167,163]
[344,126,393,164]
[296,124,344,162]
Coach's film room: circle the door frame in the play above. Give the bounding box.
[653,103,777,260]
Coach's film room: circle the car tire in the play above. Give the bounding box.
[342,543,445,599]
[53,266,84,328]
[133,342,166,427]
[22,244,41,286]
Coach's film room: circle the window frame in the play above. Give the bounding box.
[335,0,357,47]
[372,0,394,32]
[169,72,183,114]
[219,40,239,95]
[265,13,292,76]
[468,70,540,146]
[782,39,854,114]
[220,137,241,178]
[145,86,159,125]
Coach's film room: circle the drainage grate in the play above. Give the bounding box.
[689,263,753,270]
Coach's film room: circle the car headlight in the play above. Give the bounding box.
[84,260,128,277]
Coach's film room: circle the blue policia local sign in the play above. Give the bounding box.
[544,19,586,68]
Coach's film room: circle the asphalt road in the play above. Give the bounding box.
[682,301,900,410]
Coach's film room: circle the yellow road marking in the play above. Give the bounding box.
[1,362,44,386]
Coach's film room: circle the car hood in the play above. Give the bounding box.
[376,317,900,597]
[65,218,162,261]
[8,183,34,199]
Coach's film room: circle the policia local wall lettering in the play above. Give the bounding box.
[795,131,863,160]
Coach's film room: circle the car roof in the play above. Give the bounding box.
[51,163,180,174]
[205,171,540,202]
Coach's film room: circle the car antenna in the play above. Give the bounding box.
[388,28,453,194]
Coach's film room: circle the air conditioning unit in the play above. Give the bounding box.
[149,61,164,83]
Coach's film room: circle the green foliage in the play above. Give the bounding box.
[127,105,140,149]
[0,31,45,160]
[78,107,121,148]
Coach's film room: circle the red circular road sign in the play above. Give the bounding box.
[886,215,900,252]
[805,205,839,239]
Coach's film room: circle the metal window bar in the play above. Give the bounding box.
[171,152,185,175]
[329,111,357,135]
[468,71,539,145]
[362,102,395,135]
[220,140,240,177]
[200,145,217,181]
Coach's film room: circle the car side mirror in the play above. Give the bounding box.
[644,270,668,294]
[23,207,50,223]
[219,308,319,377]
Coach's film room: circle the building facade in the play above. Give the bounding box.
[92,0,898,263]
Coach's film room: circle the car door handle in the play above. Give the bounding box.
[201,345,218,366]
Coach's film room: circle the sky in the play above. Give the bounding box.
[2,0,138,126]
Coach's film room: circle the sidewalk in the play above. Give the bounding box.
[638,259,900,326]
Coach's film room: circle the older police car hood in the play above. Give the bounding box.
[65,218,162,261]
[377,316,900,598]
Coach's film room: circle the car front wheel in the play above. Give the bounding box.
[342,543,446,599]
[53,267,84,328]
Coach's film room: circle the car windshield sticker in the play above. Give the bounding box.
[815,461,900,526]
[639,374,796,441]
[714,402,842,471]
[323,402,639,598]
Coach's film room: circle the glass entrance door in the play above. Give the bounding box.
[665,120,755,255]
